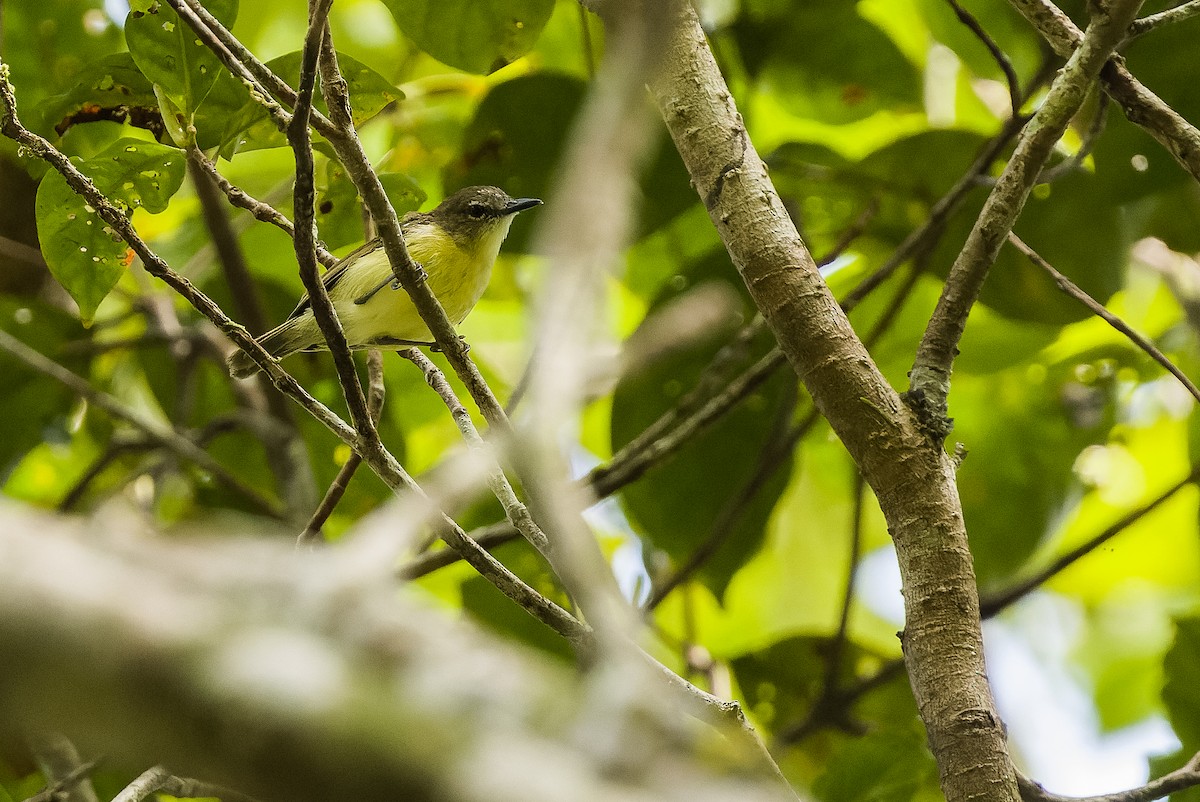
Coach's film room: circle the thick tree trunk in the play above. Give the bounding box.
[644,4,1018,801]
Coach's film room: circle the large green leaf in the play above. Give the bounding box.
[732,0,921,124]
[611,250,795,600]
[1163,618,1200,749]
[214,51,404,154]
[35,138,186,322]
[125,0,239,120]
[381,0,554,74]
[813,728,939,802]
[449,73,694,250]
[37,52,159,137]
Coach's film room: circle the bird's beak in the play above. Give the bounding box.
[503,197,543,215]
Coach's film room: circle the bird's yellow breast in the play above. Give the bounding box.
[327,217,515,345]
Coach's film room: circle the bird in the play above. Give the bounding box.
[228,185,541,378]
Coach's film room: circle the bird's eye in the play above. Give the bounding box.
[466,203,488,219]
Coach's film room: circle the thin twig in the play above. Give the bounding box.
[58,437,150,511]
[1034,91,1110,184]
[1018,752,1200,802]
[642,385,803,612]
[397,348,556,563]
[824,470,866,700]
[1126,0,1200,38]
[22,759,100,802]
[980,464,1200,616]
[943,0,1023,118]
[909,0,1146,439]
[299,350,386,547]
[1008,233,1200,404]
[111,766,171,802]
[187,146,338,269]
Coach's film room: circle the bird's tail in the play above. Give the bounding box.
[227,317,313,378]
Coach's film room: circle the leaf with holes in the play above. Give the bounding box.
[35,139,186,323]
[126,0,239,119]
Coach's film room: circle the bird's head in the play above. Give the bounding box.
[431,186,542,254]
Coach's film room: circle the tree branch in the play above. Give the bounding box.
[1018,752,1200,802]
[1006,0,1200,184]
[909,0,1145,437]
[646,3,1019,800]
[1126,0,1200,38]
[1008,232,1200,404]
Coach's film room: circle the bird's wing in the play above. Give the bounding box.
[284,237,384,320]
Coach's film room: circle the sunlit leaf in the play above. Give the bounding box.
[381,0,555,74]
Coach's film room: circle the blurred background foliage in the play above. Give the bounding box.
[1,0,1199,799]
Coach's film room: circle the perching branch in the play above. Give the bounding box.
[909,0,1146,438]
[288,0,373,442]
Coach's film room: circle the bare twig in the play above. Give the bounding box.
[1018,752,1200,802]
[1009,233,1200,403]
[57,437,150,511]
[187,147,338,269]
[1006,0,1200,184]
[980,464,1200,616]
[397,348,559,571]
[909,0,1146,439]
[25,733,99,802]
[298,350,386,547]
[1126,0,1200,38]
[943,0,1022,117]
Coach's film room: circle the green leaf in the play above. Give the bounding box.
[381,0,554,74]
[37,52,158,137]
[813,728,939,802]
[318,162,427,250]
[0,300,89,475]
[1163,618,1200,750]
[450,74,694,249]
[732,0,921,124]
[125,0,238,117]
[610,250,795,599]
[35,139,186,322]
[214,51,404,154]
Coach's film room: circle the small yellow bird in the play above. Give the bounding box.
[228,185,541,378]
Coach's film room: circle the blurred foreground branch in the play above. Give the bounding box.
[0,502,790,802]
